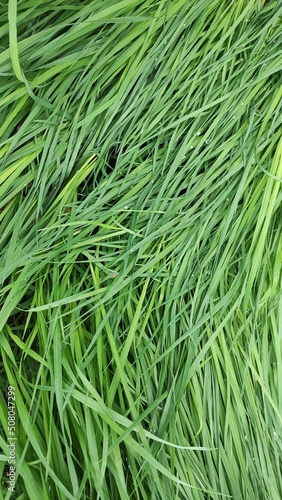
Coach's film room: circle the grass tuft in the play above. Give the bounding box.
[1,0,282,498]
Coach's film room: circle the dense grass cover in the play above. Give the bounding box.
[0,0,282,498]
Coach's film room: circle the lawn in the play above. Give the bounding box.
[0,0,282,498]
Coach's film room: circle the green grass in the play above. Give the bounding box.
[0,0,282,498]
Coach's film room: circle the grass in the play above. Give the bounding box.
[0,0,282,498]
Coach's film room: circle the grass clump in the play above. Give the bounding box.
[0,0,282,498]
